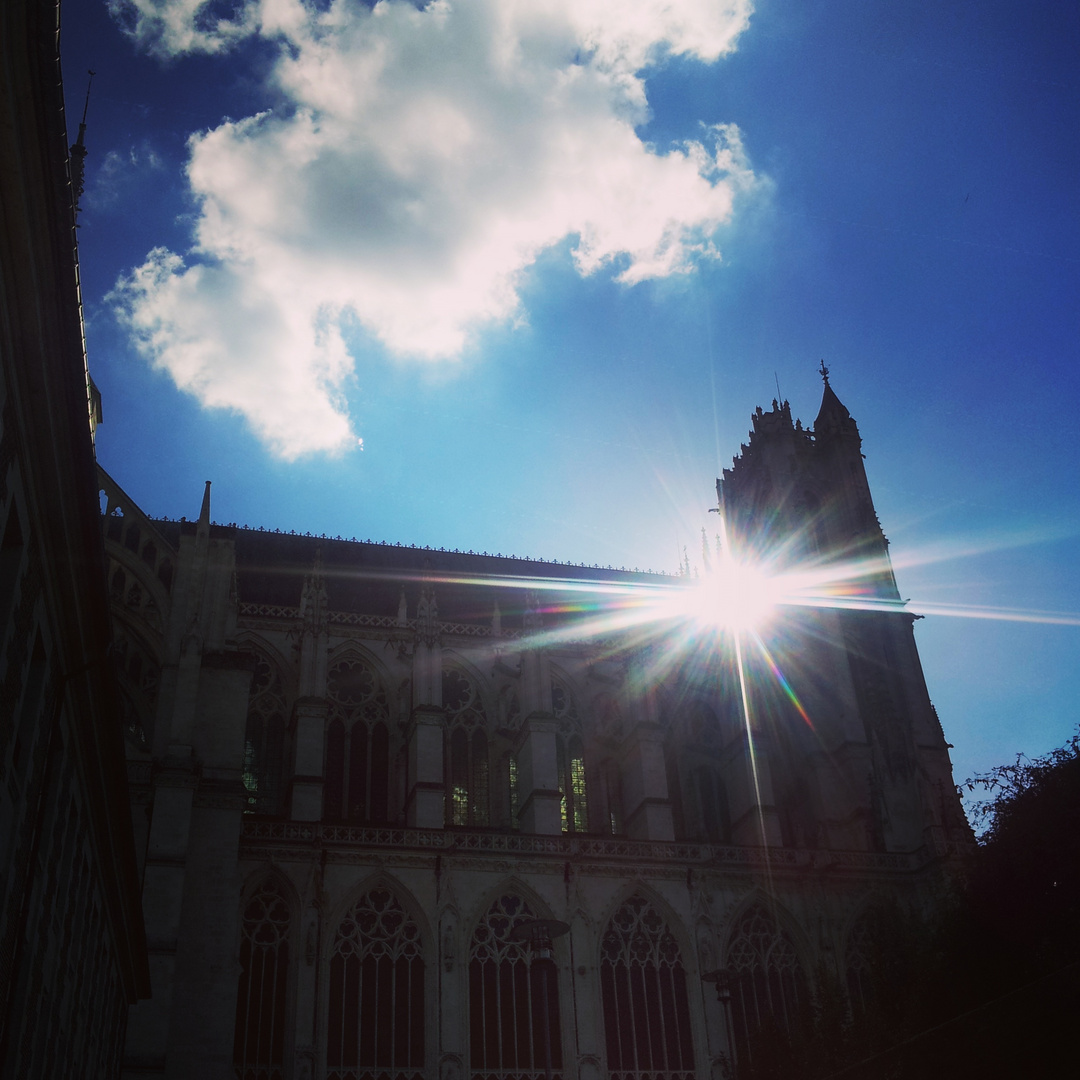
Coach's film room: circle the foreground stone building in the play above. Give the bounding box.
[0,1,149,1075]
[105,377,970,1080]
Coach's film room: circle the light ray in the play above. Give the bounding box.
[750,632,816,732]
[242,532,1080,637]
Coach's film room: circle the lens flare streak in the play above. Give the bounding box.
[751,632,815,733]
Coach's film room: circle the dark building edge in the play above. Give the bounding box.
[0,0,150,1071]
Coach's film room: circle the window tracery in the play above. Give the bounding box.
[444,668,489,827]
[327,887,425,1080]
[725,904,807,1052]
[326,657,391,823]
[233,878,292,1080]
[242,650,287,815]
[600,895,694,1080]
[469,894,562,1078]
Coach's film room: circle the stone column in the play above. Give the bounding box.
[124,760,196,1072]
[292,872,322,1080]
[619,726,675,841]
[620,660,675,841]
[406,586,445,827]
[126,481,251,1078]
[291,699,327,821]
[406,707,445,827]
[569,915,603,1076]
[512,591,562,834]
[514,718,562,835]
[291,554,329,820]
[169,650,251,1078]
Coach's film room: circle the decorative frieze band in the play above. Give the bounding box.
[239,819,934,872]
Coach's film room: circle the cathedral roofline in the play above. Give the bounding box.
[153,515,677,582]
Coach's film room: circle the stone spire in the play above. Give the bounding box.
[68,70,94,215]
[814,362,858,439]
[300,547,328,637]
[298,548,328,697]
[197,480,211,531]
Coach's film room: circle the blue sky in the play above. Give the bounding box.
[62,1,1080,794]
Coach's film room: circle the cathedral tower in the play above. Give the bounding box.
[719,371,968,853]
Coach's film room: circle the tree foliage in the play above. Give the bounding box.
[730,731,1080,1080]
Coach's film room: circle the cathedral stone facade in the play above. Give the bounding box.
[105,382,970,1080]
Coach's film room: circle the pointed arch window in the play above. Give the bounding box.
[600,894,694,1079]
[233,878,292,1080]
[326,658,392,823]
[725,904,807,1054]
[444,668,489,827]
[552,678,587,833]
[469,894,562,1078]
[242,651,287,815]
[327,887,425,1080]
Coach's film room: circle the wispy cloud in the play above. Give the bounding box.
[87,142,165,209]
[108,0,758,457]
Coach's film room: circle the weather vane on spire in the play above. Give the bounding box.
[818,359,830,384]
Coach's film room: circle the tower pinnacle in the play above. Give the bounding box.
[68,70,95,215]
[198,480,211,528]
[814,367,857,437]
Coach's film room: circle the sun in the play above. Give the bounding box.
[678,558,782,632]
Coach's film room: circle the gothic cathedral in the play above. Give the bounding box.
[1,5,971,1076]
[103,378,970,1080]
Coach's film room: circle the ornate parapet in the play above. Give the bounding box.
[238,819,951,877]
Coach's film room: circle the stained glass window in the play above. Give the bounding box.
[327,887,425,1080]
[725,904,807,1055]
[552,678,587,833]
[600,895,694,1080]
[444,668,489,827]
[469,894,562,1078]
[233,878,292,1080]
[326,658,391,823]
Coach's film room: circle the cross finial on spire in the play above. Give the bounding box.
[818,359,830,384]
[80,70,96,128]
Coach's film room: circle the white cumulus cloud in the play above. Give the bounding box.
[109,0,759,457]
